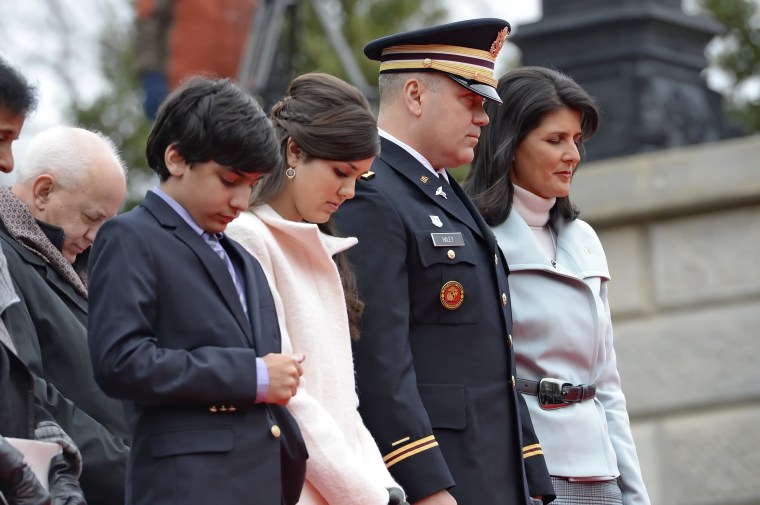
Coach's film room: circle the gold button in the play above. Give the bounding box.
[209,405,218,413]
[219,405,228,412]
[501,293,508,306]
[271,425,281,438]
[494,254,498,265]
[511,375,515,387]
[228,405,237,412]
[447,250,456,260]
[508,334,513,345]
[423,58,432,68]
[474,71,482,81]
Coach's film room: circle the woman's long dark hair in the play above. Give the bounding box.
[463,66,600,226]
[251,72,380,340]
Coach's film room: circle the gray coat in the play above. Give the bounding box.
[493,211,650,505]
[0,224,129,505]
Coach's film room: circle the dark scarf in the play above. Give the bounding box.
[0,186,88,299]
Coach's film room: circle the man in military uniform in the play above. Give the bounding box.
[333,19,555,505]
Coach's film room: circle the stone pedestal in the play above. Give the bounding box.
[511,0,741,160]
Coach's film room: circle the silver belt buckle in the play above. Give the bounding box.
[538,378,572,410]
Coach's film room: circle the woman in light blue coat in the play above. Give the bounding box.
[463,67,650,505]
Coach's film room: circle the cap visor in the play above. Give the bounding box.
[446,73,502,104]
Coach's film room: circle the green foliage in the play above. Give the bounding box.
[67,0,448,206]
[287,0,447,94]
[68,7,154,211]
[699,0,760,131]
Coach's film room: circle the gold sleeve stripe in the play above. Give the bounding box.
[523,443,542,453]
[383,435,438,468]
[523,447,544,459]
[391,436,411,447]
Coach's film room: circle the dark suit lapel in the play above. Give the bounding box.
[141,193,255,346]
[224,239,264,351]
[379,138,483,238]
[448,177,500,250]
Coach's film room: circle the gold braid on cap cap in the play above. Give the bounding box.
[490,27,510,59]
[379,44,497,87]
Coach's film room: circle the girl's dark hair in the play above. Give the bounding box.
[146,77,280,180]
[0,57,38,116]
[252,72,380,340]
[463,66,600,226]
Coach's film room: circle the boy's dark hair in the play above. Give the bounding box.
[463,66,600,226]
[0,57,38,116]
[146,77,280,181]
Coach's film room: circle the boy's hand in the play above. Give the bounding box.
[262,353,305,404]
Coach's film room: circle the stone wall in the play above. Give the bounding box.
[573,134,760,504]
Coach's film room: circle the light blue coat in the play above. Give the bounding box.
[493,210,651,505]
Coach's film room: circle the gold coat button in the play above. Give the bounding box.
[447,250,456,260]
[219,405,228,412]
[494,254,498,265]
[228,405,237,412]
[209,405,218,413]
[501,293,508,306]
[508,334,513,345]
[271,425,281,438]
[511,375,516,387]
[423,57,433,68]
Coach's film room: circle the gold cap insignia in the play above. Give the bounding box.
[440,281,464,310]
[420,175,429,184]
[490,27,510,59]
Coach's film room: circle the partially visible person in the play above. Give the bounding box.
[0,125,130,505]
[0,57,87,505]
[0,57,33,175]
[333,19,554,505]
[463,66,650,505]
[226,72,406,505]
[87,76,307,505]
[134,0,257,118]
[2,241,87,505]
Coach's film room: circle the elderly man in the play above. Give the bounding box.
[333,19,555,505]
[1,58,87,505]
[0,125,130,505]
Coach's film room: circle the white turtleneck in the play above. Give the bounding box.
[511,184,557,260]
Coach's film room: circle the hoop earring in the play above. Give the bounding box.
[285,167,296,179]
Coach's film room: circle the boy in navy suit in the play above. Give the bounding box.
[87,77,307,505]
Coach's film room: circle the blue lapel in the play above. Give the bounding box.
[141,193,255,348]
[378,138,486,239]
[378,138,501,247]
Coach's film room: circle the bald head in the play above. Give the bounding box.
[15,126,126,188]
[12,126,127,263]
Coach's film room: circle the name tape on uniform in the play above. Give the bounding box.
[431,232,464,247]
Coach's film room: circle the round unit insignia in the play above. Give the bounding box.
[440,281,464,310]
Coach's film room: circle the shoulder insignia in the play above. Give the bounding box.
[361,171,375,180]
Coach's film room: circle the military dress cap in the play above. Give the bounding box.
[364,18,510,103]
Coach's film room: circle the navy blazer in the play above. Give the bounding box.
[333,138,554,504]
[88,192,306,505]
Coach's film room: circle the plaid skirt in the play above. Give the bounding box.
[550,477,623,505]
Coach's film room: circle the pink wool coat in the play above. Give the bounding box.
[226,205,400,505]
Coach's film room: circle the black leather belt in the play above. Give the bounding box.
[516,378,597,410]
